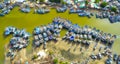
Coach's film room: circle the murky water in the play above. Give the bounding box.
[0,7,120,63]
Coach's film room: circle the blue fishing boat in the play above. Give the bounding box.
[78,12,86,17]
[34,27,41,35]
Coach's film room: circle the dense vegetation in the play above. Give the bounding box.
[49,0,61,3]
[39,0,45,2]
[95,0,100,3]
[111,6,117,12]
[100,2,108,8]
[53,58,59,64]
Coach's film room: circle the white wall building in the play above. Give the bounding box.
[6,0,26,3]
[64,0,74,4]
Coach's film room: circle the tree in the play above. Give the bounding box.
[100,2,108,8]
[49,50,54,55]
[49,0,54,2]
[61,0,67,5]
[40,0,45,2]
[85,0,89,6]
[111,6,117,12]
[32,54,38,60]
[29,0,35,2]
[95,0,100,3]
[60,61,69,64]
[49,0,61,3]
[53,58,58,64]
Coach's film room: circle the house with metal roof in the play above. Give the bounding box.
[74,0,86,8]
[4,0,26,3]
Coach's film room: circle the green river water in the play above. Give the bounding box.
[0,7,120,64]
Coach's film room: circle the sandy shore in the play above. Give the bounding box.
[4,37,114,64]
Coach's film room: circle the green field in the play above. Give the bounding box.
[0,7,120,64]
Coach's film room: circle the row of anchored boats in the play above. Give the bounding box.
[32,17,119,64]
[1,2,120,23]
[95,11,120,23]
[32,17,117,49]
[34,7,50,14]
[4,26,30,59]
[4,17,119,64]
[0,3,15,16]
[5,17,116,51]
[90,49,120,64]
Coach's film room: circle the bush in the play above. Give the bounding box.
[49,0,61,3]
[60,61,69,64]
[32,54,38,60]
[85,1,89,5]
[59,61,64,64]
[61,0,67,5]
[100,2,108,8]
[49,50,54,55]
[40,0,45,2]
[111,6,117,12]
[64,62,69,64]
[53,58,59,64]
[95,0,100,3]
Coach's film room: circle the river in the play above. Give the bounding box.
[0,7,120,64]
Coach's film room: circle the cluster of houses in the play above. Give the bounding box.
[64,0,120,23]
[4,26,30,59]
[64,0,99,9]
[1,0,120,23]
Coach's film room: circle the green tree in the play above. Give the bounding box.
[63,62,69,64]
[85,1,89,5]
[49,0,54,2]
[111,6,117,12]
[29,0,35,2]
[49,0,61,3]
[61,0,67,5]
[32,54,38,60]
[53,58,58,64]
[100,2,108,8]
[40,0,45,2]
[95,0,100,3]
[49,50,54,55]
[59,61,69,64]
[64,62,69,64]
